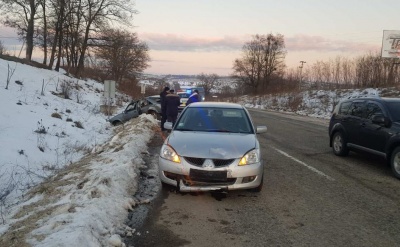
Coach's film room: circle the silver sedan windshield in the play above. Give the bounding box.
[175,107,254,134]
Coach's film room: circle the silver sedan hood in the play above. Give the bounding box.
[166,131,257,159]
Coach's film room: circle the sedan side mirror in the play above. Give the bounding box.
[164,122,173,130]
[256,126,267,134]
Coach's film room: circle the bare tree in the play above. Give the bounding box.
[94,28,150,84]
[197,73,220,96]
[0,40,7,55]
[1,0,41,60]
[5,63,17,89]
[75,0,138,77]
[232,34,286,94]
[298,52,400,90]
[37,0,48,64]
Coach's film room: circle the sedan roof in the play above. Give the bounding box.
[187,102,243,109]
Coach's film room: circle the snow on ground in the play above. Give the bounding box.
[0,58,158,246]
[0,59,112,210]
[1,57,400,246]
[1,114,158,247]
[238,87,400,119]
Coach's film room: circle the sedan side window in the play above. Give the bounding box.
[126,102,137,112]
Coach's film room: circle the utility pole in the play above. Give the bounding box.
[299,61,306,90]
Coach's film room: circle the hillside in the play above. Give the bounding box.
[0,58,158,246]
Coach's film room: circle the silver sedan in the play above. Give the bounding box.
[158,102,267,192]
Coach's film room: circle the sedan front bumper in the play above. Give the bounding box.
[158,156,264,192]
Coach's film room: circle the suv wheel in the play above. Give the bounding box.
[390,147,400,179]
[332,132,349,156]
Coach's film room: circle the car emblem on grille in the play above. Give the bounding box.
[202,159,214,169]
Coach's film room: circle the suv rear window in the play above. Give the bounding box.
[386,102,400,122]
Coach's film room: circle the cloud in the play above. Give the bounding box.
[139,32,245,52]
[285,34,380,53]
[139,32,380,54]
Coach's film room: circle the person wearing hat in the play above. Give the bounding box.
[164,89,181,126]
[159,86,170,131]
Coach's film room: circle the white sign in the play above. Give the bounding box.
[140,80,150,85]
[141,84,146,94]
[104,80,116,98]
[381,30,400,58]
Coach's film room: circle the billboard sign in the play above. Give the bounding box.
[381,30,400,58]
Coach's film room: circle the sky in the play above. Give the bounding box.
[0,56,396,246]
[133,0,399,75]
[0,1,399,75]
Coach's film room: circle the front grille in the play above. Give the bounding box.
[184,157,235,167]
[212,159,235,167]
[183,178,237,186]
[184,157,205,166]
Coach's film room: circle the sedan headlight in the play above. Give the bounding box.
[239,149,260,166]
[160,144,181,163]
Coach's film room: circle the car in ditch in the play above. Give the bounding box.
[140,95,162,119]
[108,96,161,126]
[158,102,267,192]
[108,100,140,126]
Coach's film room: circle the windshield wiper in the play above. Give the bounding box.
[206,129,232,133]
[176,128,193,131]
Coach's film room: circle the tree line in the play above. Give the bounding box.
[231,34,400,96]
[0,0,150,87]
[1,1,398,98]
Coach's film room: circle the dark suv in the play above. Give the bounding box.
[329,96,400,179]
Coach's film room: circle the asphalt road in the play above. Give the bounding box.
[125,109,400,247]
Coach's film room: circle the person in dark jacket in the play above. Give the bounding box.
[186,89,200,106]
[160,86,170,131]
[165,89,181,126]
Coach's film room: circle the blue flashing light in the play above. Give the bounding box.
[186,89,192,94]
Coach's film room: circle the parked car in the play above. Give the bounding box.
[177,91,190,112]
[108,96,161,126]
[158,102,267,192]
[177,91,190,105]
[329,96,400,179]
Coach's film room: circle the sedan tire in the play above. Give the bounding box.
[112,121,123,126]
[390,147,400,179]
[332,132,349,156]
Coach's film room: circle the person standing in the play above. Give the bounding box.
[160,86,170,131]
[186,89,200,106]
[165,89,181,126]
